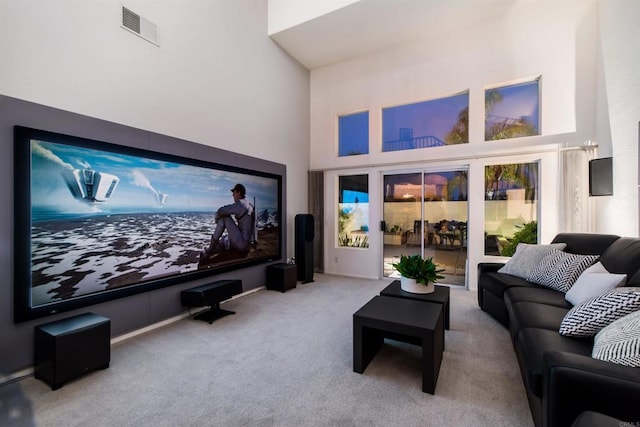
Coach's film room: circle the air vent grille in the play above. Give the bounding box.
[121,6,159,46]
[122,7,140,33]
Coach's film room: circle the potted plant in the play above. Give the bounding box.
[392,254,445,294]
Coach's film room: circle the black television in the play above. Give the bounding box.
[13,126,282,322]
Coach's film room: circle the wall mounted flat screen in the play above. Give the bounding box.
[14,126,282,322]
[589,157,613,196]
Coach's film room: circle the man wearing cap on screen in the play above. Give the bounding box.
[202,183,253,258]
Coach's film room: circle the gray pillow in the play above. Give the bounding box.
[498,243,567,279]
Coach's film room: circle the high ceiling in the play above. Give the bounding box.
[269,0,516,70]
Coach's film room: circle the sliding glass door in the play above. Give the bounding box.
[382,173,422,276]
[383,167,468,286]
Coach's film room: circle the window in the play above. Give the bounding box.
[338,174,369,247]
[485,79,540,141]
[382,92,469,152]
[338,111,369,156]
[484,162,539,256]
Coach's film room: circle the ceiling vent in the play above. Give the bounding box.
[121,6,159,46]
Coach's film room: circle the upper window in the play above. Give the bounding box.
[382,92,469,152]
[485,79,540,141]
[338,111,369,156]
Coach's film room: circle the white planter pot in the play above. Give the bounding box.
[400,276,435,294]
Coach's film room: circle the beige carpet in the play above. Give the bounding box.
[4,274,533,426]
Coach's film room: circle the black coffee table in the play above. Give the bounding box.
[353,295,444,394]
[380,280,450,330]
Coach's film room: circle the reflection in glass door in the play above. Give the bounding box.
[382,173,422,277]
[383,168,468,286]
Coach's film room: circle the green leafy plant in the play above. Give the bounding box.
[500,221,537,257]
[393,254,445,285]
[338,233,369,248]
[338,209,351,235]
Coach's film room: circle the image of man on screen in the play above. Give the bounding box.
[201,183,253,259]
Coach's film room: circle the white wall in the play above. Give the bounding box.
[595,0,640,236]
[310,1,615,285]
[0,0,310,259]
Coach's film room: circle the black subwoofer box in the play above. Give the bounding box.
[266,263,297,292]
[34,312,111,390]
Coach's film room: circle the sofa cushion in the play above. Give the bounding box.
[498,243,567,279]
[629,269,640,287]
[592,310,640,367]
[551,233,619,255]
[526,249,598,292]
[509,301,570,339]
[600,237,640,281]
[565,262,626,306]
[505,286,571,309]
[559,287,640,337]
[478,271,538,299]
[571,411,626,427]
[515,328,593,397]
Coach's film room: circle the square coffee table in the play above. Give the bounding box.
[380,280,450,330]
[353,295,444,394]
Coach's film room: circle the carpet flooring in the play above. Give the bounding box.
[4,274,533,426]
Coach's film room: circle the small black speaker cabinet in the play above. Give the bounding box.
[295,214,314,283]
[34,313,111,390]
[266,263,297,292]
[589,157,613,196]
[181,280,243,324]
[180,280,242,307]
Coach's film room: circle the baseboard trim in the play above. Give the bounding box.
[1,286,266,385]
[112,285,265,344]
[0,368,34,385]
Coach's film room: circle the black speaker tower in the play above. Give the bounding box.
[295,214,314,283]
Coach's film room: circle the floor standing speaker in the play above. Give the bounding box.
[295,213,314,283]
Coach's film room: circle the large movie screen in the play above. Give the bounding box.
[14,126,281,322]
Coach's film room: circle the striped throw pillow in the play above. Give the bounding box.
[559,287,640,337]
[593,309,640,367]
[527,249,598,293]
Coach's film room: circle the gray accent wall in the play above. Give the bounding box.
[0,95,287,374]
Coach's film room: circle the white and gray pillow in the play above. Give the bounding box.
[593,309,640,367]
[559,287,640,337]
[565,262,627,306]
[498,243,567,279]
[527,249,598,293]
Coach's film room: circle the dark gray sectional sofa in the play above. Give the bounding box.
[477,233,640,427]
